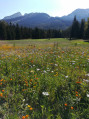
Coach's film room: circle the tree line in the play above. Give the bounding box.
[0,21,62,40]
[63,16,89,40]
[1,17,89,40]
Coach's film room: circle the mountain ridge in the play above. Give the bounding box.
[3,12,22,20]
[61,8,89,21]
[2,12,72,30]
[2,8,89,30]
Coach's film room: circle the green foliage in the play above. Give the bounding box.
[64,16,89,40]
[70,16,80,39]
[0,21,62,40]
[0,21,7,40]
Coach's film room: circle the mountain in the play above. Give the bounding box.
[2,8,89,30]
[3,12,71,30]
[61,8,89,21]
[3,12,22,20]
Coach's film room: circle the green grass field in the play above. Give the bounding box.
[0,38,89,119]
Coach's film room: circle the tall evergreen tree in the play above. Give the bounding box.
[70,16,80,39]
[85,18,89,39]
[47,29,52,39]
[80,19,85,39]
[0,21,7,40]
[6,25,12,40]
[15,24,21,39]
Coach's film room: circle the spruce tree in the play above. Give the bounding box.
[80,19,85,39]
[15,24,21,40]
[0,21,7,40]
[85,18,89,39]
[70,16,80,39]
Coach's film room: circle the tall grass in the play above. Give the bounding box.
[0,38,89,119]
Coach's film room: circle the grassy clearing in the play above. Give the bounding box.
[4,38,69,46]
[0,38,89,119]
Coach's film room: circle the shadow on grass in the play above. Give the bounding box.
[84,40,89,43]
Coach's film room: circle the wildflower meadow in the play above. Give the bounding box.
[0,38,89,119]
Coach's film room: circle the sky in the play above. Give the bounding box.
[0,0,89,19]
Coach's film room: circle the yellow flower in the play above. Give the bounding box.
[33,86,36,88]
[27,105,31,108]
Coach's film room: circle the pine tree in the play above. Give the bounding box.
[85,18,89,39]
[80,19,85,39]
[0,21,7,40]
[70,16,80,39]
[6,25,12,40]
[15,24,21,39]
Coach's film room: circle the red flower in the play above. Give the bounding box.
[64,103,67,106]
[76,81,81,84]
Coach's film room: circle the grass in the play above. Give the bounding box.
[0,38,89,119]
